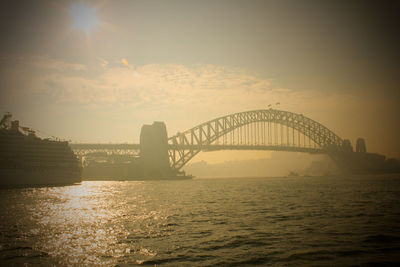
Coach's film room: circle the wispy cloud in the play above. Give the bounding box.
[97,57,109,69]
[33,62,279,109]
[3,56,387,119]
[27,60,376,122]
[29,55,87,71]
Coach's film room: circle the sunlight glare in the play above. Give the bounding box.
[70,2,99,33]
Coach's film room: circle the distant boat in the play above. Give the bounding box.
[0,113,82,186]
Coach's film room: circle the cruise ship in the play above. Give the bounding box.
[0,113,82,186]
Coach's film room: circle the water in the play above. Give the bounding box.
[1,175,400,266]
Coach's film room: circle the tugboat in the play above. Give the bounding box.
[0,113,82,186]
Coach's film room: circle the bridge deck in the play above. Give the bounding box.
[70,143,141,150]
[70,143,323,154]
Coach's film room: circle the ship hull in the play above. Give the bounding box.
[0,168,81,186]
[1,120,82,186]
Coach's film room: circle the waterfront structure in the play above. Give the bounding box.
[0,113,82,185]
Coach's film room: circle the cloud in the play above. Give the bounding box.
[33,63,280,111]
[29,56,87,71]
[25,61,365,118]
[97,57,109,69]
[2,56,390,119]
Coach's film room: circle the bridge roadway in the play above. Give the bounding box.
[70,143,140,150]
[70,143,322,154]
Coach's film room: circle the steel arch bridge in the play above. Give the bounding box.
[168,109,344,170]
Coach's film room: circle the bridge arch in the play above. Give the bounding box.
[168,109,344,170]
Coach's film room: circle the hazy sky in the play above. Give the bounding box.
[0,0,399,160]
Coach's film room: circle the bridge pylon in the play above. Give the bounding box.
[138,121,175,178]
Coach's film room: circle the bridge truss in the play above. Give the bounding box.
[70,143,140,157]
[168,109,343,170]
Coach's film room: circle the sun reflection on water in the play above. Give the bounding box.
[29,182,136,265]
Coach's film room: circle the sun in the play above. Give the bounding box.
[70,2,99,33]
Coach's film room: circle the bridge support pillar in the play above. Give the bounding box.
[139,121,173,178]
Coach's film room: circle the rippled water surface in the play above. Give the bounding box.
[1,175,400,266]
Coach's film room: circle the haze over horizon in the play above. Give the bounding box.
[0,0,399,161]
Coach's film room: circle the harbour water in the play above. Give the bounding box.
[1,175,399,266]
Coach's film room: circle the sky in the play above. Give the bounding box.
[0,0,399,161]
